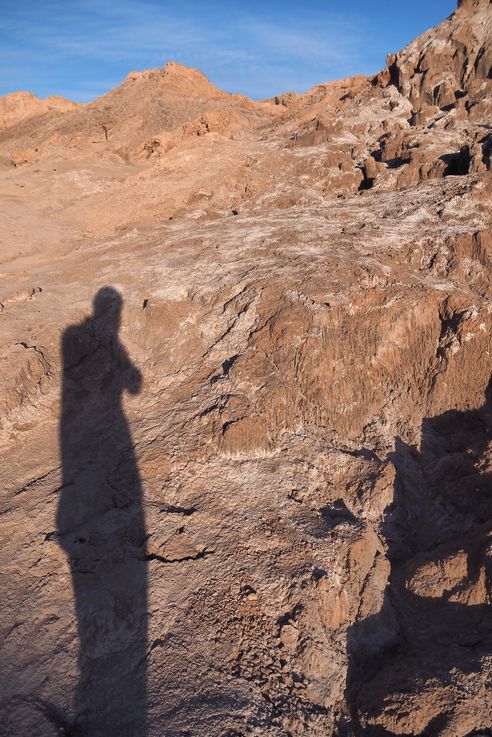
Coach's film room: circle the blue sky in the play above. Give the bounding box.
[0,0,456,102]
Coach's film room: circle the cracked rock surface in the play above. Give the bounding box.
[0,2,491,736]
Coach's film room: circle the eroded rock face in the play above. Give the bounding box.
[0,91,78,131]
[0,3,491,737]
[384,0,491,117]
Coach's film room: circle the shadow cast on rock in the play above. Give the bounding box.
[341,379,492,736]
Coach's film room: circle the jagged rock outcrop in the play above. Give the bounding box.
[384,0,491,120]
[0,2,491,737]
[0,91,78,132]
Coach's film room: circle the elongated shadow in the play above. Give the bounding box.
[57,287,147,737]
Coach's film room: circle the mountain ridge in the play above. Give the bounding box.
[0,2,491,736]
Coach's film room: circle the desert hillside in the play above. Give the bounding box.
[0,1,491,736]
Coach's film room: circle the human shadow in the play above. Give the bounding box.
[57,287,147,737]
[342,380,492,736]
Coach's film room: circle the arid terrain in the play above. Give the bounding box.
[0,1,491,735]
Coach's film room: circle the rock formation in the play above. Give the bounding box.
[0,2,491,736]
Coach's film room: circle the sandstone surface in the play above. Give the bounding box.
[0,3,491,736]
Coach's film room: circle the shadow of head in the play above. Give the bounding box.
[93,286,123,334]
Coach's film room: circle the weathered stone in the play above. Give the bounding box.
[0,3,491,737]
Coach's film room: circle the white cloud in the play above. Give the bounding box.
[1,0,378,100]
